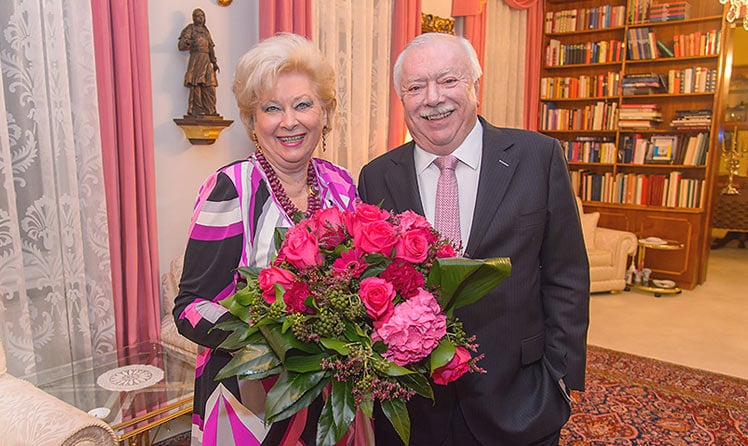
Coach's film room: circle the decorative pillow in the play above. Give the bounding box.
[580,211,600,249]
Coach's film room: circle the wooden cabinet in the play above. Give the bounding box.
[540,0,728,289]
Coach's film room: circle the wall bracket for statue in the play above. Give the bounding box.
[174,8,232,145]
[174,116,233,145]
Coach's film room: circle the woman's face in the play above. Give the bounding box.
[253,71,327,173]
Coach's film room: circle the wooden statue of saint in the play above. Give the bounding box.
[178,8,221,118]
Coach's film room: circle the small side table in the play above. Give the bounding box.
[630,238,684,297]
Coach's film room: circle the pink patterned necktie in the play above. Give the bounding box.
[434,155,461,247]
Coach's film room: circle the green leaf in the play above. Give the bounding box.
[260,324,321,361]
[397,373,434,400]
[265,370,329,423]
[316,380,356,445]
[212,317,251,334]
[381,398,410,445]
[274,227,289,251]
[316,398,338,446]
[216,324,252,351]
[320,338,350,355]
[359,399,374,419]
[428,257,511,317]
[232,283,258,307]
[214,339,281,381]
[429,340,456,373]
[236,266,262,280]
[383,361,417,377]
[228,298,252,323]
[285,352,327,373]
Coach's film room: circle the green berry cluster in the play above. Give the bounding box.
[288,313,319,343]
[313,308,345,338]
[329,292,366,321]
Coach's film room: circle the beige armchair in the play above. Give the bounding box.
[0,339,116,446]
[161,255,198,357]
[576,197,638,293]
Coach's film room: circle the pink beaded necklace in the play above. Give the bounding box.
[254,147,321,220]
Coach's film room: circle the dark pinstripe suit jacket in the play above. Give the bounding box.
[358,117,590,445]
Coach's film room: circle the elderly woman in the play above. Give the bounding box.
[174,33,358,446]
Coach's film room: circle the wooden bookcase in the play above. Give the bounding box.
[540,0,729,289]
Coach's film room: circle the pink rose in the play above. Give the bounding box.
[358,277,395,325]
[432,346,472,385]
[436,243,457,258]
[332,248,368,278]
[313,207,347,249]
[284,281,311,313]
[257,267,296,303]
[395,228,430,263]
[353,220,398,255]
[380,260,424,299]
[372,289,447,366]
[347,203,390,241]
[397,211,437,243]
[280,221,323,269]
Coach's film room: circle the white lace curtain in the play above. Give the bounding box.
[482,0,527,128]
[0,0,114,379]
[312,0,393,179]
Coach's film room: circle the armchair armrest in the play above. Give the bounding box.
[0,374,116,446]
[594,227,637,273]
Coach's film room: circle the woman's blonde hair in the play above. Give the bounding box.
[232,33,336,135]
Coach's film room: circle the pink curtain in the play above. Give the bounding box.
[387,0,422,149]
[503,0,542,130]
[461,7,488,114]
[259,0,312,39]
[91,1,161,350]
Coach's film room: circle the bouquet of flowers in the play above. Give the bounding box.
[215,203,511,445]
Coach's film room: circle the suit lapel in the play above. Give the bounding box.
[383,142,425,215]
[465,120,518,256]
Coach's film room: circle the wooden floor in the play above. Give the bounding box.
[588,245,748,380]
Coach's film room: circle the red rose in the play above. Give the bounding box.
[381,260,424,299]
[347,203,390,241]
[353,220,398,255]
[436,243,457,258]
[257,267,296,303]
[313,207,347,249]
[395,228,430,263]
[280,222,323,269]
[358,277,395,325]
[432,346,472,385]
[284,281,310,313]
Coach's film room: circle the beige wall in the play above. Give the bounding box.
[148,1,258,276]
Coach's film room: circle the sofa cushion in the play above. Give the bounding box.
[587,248,613,267]
[580,211,600,249]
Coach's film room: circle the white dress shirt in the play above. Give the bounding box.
[414,120,483,250]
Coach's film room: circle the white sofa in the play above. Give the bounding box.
[0,339,116,446]
[576,197,638,293]
[161,255,198,357]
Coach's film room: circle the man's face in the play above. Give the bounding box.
[193,10,205,25]
[398,38,479,155]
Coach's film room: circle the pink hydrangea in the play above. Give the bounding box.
[373,288,447,366]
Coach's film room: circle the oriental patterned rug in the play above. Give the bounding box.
[561,345,748,445]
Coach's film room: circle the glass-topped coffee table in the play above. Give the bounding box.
[35,341,195,445]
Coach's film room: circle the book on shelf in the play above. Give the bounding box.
[650,135,679,162]
[621,72,667,95]
[649,1,691,22]
[627,0,652,24]
[656,40,675,58]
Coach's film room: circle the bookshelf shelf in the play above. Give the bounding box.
[544,62,622,70]
[627,15,724,29]
[624,55,719,65]
[547,25,627,37]
[540,0,728,289]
